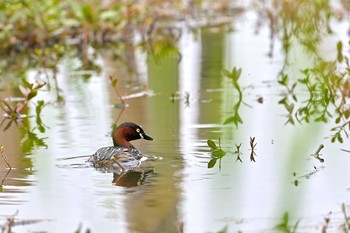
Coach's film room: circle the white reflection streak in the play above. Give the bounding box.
[178,28,204,230]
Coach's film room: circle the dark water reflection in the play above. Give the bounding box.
[2,7,350,233]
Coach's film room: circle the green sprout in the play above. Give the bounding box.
[207,139,226,170]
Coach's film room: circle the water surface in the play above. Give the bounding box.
[1,8,350,233]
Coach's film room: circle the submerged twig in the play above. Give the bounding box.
[175,221,184,233]
[0,145,11,169]
[234,143,243,163]
[0,210,18,233]
[299,165,324,179]
[342,203,350,232]
[249,137,257,162]
[310,144,324,163]
[184,92,190,107]
[0,145,12,190]
[109,76,126,108]
[0,169,12,190]
[321,217,330,233]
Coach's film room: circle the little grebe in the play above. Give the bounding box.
[88,122,153,171]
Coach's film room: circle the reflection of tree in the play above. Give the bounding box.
[139,28,181,64]
[0,79,49,152]
[277,50,350,143]
[255,0,350,142]
[254,0,332,62]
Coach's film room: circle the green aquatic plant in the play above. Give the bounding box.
[277,73,298,125]
[233,143,243,163]
[280,59,350,143]
[216,225,228,233]
[207,139,247,169]
[255,0,350,143]
[207,139,226,170]
[0,79,46,120]
[207,137,259,168]
[274,212,300,233]
[222,67,243,127]
[0,79,49,152]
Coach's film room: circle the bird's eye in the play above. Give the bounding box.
[136,128,141,133]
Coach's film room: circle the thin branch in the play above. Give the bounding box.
[0,146,11,169]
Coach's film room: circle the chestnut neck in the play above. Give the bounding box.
[112,128,135,148]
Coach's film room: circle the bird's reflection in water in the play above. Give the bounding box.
[112,169,153,187]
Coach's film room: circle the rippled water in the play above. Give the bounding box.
[1,9,350,233]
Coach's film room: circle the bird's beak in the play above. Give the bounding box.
[141,133,153,141]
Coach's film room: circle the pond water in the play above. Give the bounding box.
[1,6,350,233]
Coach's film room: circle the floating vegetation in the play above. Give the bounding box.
[207,139,226,170]
[207,137,257,169]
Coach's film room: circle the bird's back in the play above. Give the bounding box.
[88,146,144,171]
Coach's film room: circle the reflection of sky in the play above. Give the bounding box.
[178,27,204,231]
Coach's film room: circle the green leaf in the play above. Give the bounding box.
[286,103,294,114]
[223,116,235,124]
[337,41,343,52]
[338,133,343,143]
[217,225,228,233]
[27,90,38,100]
[81,3,94,23]
[232,67,242,81]
[278,97,287,105]
[300,68,309,75]
[236,114,243,124]
[208,158,217,168]
[111,79,117,88]
[335,117,340,124]
[212,149,226,159]
[36,100,45,112]
[331,136,336,143]
[207,139,217,149]
[278,74,288,85]
[222,69,232,79]
[22,78,33,89]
